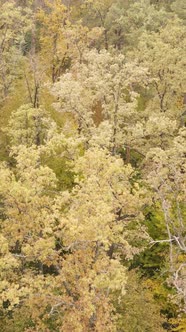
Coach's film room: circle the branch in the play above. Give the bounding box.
[173,263,186,296]
[123,144,145,158]
[150,238,175,247]
[49,301,74,315]
[12,253,27,258]
[172,236,186,252]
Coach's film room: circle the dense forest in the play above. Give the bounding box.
[0,0,185,331]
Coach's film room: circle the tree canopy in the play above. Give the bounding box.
[0,0,185,331]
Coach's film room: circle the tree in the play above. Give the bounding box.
[37,0,70,82]
[137,18,185,113]
[0,1,31,100]
[51,146,148,331]
[52,49,148,155]
[0,104,149,330]
[81,0,114,50]
[0,145,60,331]
[104,0,171,51]
[117,269,165,332]
[145,128,186,312]
[171,0,186,22]
[125,17,186,156]
[5,104,57,147]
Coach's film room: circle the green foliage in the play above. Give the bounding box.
[116,270,165,332]
[6,104,57,147]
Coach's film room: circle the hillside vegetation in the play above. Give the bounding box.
[0,1,185,331]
